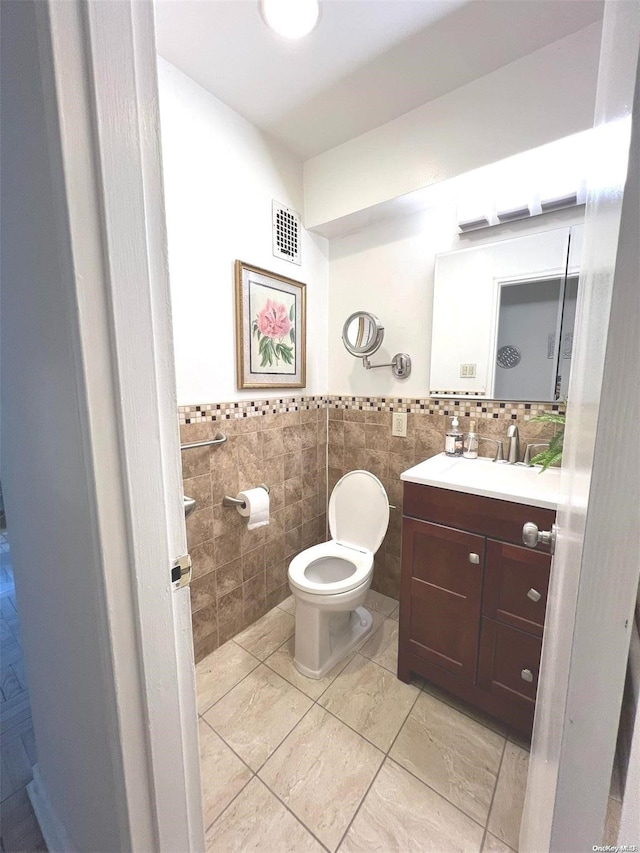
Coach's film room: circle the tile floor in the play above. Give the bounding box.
[196,590,625,853]
[0,530,47,853]
[0,532,623,853]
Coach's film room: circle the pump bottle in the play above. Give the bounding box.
[445,416,463,457]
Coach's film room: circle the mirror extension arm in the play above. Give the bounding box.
[362,353,411,378]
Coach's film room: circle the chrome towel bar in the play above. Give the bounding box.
[180,431,227,450]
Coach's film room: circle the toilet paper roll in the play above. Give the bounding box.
[237,487,270,531]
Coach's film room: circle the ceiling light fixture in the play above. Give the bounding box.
[259,0,320,39]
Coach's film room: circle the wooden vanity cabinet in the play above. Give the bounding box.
[398,482,555,736]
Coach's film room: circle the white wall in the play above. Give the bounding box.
[157,58,328,405]
[305,22,601,230]
[329,195,584,399]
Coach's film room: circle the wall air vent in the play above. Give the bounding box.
[272,200,301,266]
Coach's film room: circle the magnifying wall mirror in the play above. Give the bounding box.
[342,311,411,378]
[342,311,384,356]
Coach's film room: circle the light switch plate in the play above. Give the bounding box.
[392,412,407,437]
[460,363,477,378]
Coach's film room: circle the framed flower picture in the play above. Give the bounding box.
[234,261,306,389]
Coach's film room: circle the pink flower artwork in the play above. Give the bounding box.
[257,299,291,339]
[252,295,296,369]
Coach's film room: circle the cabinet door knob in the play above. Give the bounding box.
[527,588,541,602]
[468,553,480,564]
[521,668,534,683]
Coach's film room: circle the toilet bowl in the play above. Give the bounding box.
[288,470,390,679]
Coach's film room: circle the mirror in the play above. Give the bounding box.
[342,311,384,356]
[342,311,412,378]
[430,224,583,401]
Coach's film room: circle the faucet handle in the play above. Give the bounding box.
[478,437,504,462]
[523,443,550,466]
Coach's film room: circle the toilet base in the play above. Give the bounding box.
[293,605,373,680]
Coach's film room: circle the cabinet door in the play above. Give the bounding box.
[400,517,484,682]
[478,618,542,706]
[483,540,550,637]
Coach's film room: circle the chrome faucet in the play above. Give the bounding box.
[507,424,520,464]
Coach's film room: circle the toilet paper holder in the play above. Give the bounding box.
[222,484,270,509]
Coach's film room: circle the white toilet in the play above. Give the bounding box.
[287,470,390,679]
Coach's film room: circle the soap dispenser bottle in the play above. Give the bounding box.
[463,420,478,459]
[445,416,464,457]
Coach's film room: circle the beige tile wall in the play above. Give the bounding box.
[181,409,327,662]
[181,395,560,660]
[327,407,558,600]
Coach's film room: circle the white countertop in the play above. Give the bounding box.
[401,453,561,510]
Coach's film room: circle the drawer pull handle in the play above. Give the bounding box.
[521,668,534,683]
[527,588,541,603]
[468,553,480,564]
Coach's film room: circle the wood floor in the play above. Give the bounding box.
[0,531,46,853]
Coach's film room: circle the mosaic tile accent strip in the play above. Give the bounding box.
[178,395,327,425]
[327,396,565,421]
[179,394,565,425]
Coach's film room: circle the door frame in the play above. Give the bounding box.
[31,0,204,848]
[14,0,638,849]
[520,2,640,849]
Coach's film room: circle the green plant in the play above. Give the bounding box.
[530,412,566,471]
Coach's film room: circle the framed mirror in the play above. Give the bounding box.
[342,311,384,357]
[429,224,583,401]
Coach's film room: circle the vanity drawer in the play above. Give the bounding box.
[477,618,541,706]
[403,482,555,551]
[483,540,550,637]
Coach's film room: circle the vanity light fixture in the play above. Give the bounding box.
[259,0,320,39]
[496,202,532,223]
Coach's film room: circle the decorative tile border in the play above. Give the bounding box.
[327,395,565,421]
[178,393,564,424]
[178,395,327,425]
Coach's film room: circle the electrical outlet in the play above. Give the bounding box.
[392,412,407,437]
[460,363,477,378]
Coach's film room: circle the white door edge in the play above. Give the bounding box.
[41,0,203,849]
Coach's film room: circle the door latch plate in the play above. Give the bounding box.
[171,554,192,589]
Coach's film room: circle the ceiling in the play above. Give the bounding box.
[155,0,604,160]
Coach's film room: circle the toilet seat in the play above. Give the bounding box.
[328,470,389,554]
[288,471,389,598]
[288,541,373,596]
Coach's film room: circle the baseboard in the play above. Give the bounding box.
[27,764,74,852]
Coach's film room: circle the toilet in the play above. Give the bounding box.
[287,470,390,679]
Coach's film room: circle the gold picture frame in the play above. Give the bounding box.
[234,260,307,389]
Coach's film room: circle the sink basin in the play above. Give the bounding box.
[401,453,561,509]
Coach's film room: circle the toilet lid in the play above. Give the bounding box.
[328,470,390,553]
